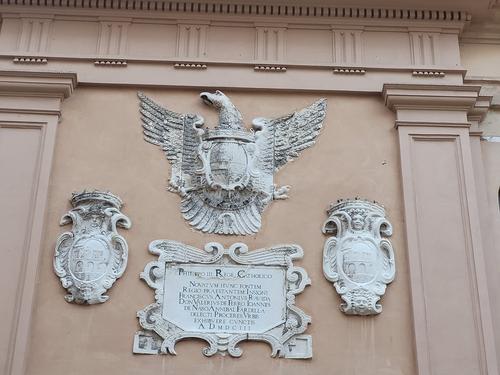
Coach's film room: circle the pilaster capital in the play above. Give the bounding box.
[0,70,77,116]
[383,83,480,111]
[382,83,491,129]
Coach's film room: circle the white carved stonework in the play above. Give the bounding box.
[322,198,396,315]
[138,90,326,235]
[53,191,131,304]
[134,241,312,358]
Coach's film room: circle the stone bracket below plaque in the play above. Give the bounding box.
[134,241,312,358]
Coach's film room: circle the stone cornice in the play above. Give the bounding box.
[383,84,481,111]
[383,84,492,131]
[0,1,470,23]
[0,70,77,115]
[394,120,472,128]
[0,71,76,98]
[0,3,469,89]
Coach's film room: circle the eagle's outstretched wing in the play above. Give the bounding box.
[253,99,327,173]
[138,92,203,176]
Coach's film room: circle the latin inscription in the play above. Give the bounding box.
[162,264,286,334]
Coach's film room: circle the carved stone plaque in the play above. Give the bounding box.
[322,198,396,315]
[163,265,286,333]
[53,190,131,304]
[134,241,312,358]
[138,90,326,235]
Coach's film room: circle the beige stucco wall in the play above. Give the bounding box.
[28,87,415,375]
[480,140,500,366]
[461,35,500,367]
[461,43,500,78]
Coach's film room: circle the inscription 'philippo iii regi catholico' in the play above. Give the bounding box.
[134,241,312,358]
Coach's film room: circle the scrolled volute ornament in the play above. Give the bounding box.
[53,190,131,304]
[322,198,395,315]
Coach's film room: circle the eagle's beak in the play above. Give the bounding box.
[200,92,213,106]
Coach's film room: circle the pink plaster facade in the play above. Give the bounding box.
[0,1,499,375]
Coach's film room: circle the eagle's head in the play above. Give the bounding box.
[199,90,243,129]
[199,90,231,110]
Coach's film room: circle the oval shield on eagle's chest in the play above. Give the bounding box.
[209,141,248,188]
[69,236,111,282]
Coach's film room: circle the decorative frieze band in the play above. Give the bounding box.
[0,7,470,91]
[0,8,467,82]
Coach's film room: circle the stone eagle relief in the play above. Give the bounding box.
[138,91,327,235]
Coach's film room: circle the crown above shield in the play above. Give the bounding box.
[70,190,123,209]
[202,128,255,142]
[327,198,385,218]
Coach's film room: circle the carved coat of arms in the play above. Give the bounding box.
[138,91,326,235]
[322,198,396,315]
[53,191,131,304]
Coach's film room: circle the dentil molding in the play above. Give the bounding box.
[0,70,77,115]
[0,2,470,22]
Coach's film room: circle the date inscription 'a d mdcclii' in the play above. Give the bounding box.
[53,191,131,304]
[322,198,396,315]
[138,90,327,235]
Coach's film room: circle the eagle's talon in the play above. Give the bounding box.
[274,185,291,200]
